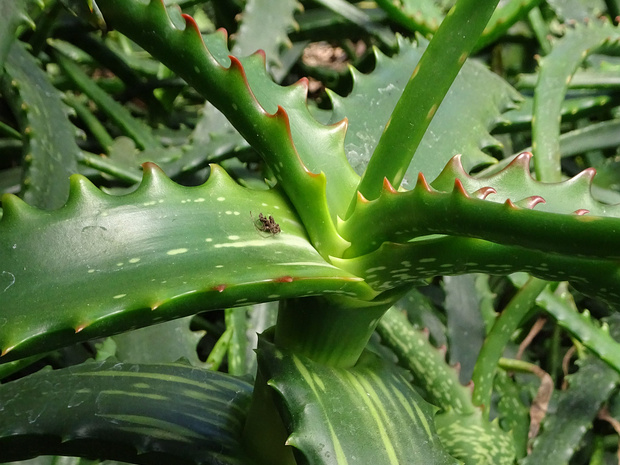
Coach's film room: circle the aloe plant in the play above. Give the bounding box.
[3,0,620,463]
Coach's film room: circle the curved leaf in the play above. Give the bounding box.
[0,360,255,465]
[328,35,520,188]
[257,335,460,465]
[2,41,80,209]
[0,164,374,364]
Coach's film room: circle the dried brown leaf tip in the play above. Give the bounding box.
[251,212,281,235]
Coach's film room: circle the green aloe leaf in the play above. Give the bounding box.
[95,0,356,258]
[2,41,79,209]
[523,355,620,465]
[0,360,255,465]
[354,0,500,202]
[0,164,374,364]
[257,334,460,465]
[232,0,300,75]
[532,19,620,181]
[328,36,519,185]
[0,1,33,72]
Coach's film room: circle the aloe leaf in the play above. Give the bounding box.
[377,306,476,415]
[232,0,300,75]
[494,371,530,458]
[341,153,620,260]
[475,0,543,51]
[111,316,206,366]
[434,409,515,465]
[496,94,613,134]
[0,164,374,364]
[534,286,620,374]
[443,275,486,383]
[225,307,249,376]
[310,0,396,48]
[472,277,548,416]
[373,0,443,36]
[546,0,607,22]
[1,41,79,209]
[532,19,620,181]
[54,50,160,151]
[257,334,460,465]
[328,36,519,185]
[334,236,620,306]
[522,356,620,465]
[96,0,356,258]
[0,1,33,72]
[354,0,500,202]
[0,360,255,465]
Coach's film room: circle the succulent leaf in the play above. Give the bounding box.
[95,0,355,258]
[0,164,374,364]
[0,360,255,465]
[523,356,620,465]
[532,18,620,181]
[257,334,460,465]
[328,35,519,186]
[2,41,80,209]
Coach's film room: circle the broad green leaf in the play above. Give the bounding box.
[328,36,520,187]
[95,0,357,257]
[0,164,374,364]
[111,316,206,366]
[232,0,300,75]
[0,360,255,465]
[523,356,620,465]
[0,1,33,73]
[257,335,460,465]
[532,19,620,181]
[2,41,80,209]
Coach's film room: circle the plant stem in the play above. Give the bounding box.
[352,0,500,208]
[274,296,392,368]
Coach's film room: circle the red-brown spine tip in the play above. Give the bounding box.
[575,167,597,182]
[213,284,226,292]
[574,209,589,216]
[504,198,518,209]
[383,177,398,194]
[416,172,432,192]
[1,346,13,357]
[438,344,447,358]
[182,14,202,36]
[75,323,89,334]
[274,276,294,283]
[453,179,469,197]
[524,195,546,209]
[215,27,229,40]
[474,186,496,200]
[357,190,369,204]
[466,380,475,394]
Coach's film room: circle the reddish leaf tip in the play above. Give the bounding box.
[504,198,517,208]
[75,323,89,334]
[474,186,496,199]
[453,178,469,197]
[357,190,369,204]
[181,13,201,34]
[383,177,398,194]
[525,195,546,209]
[416,173,432,192]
